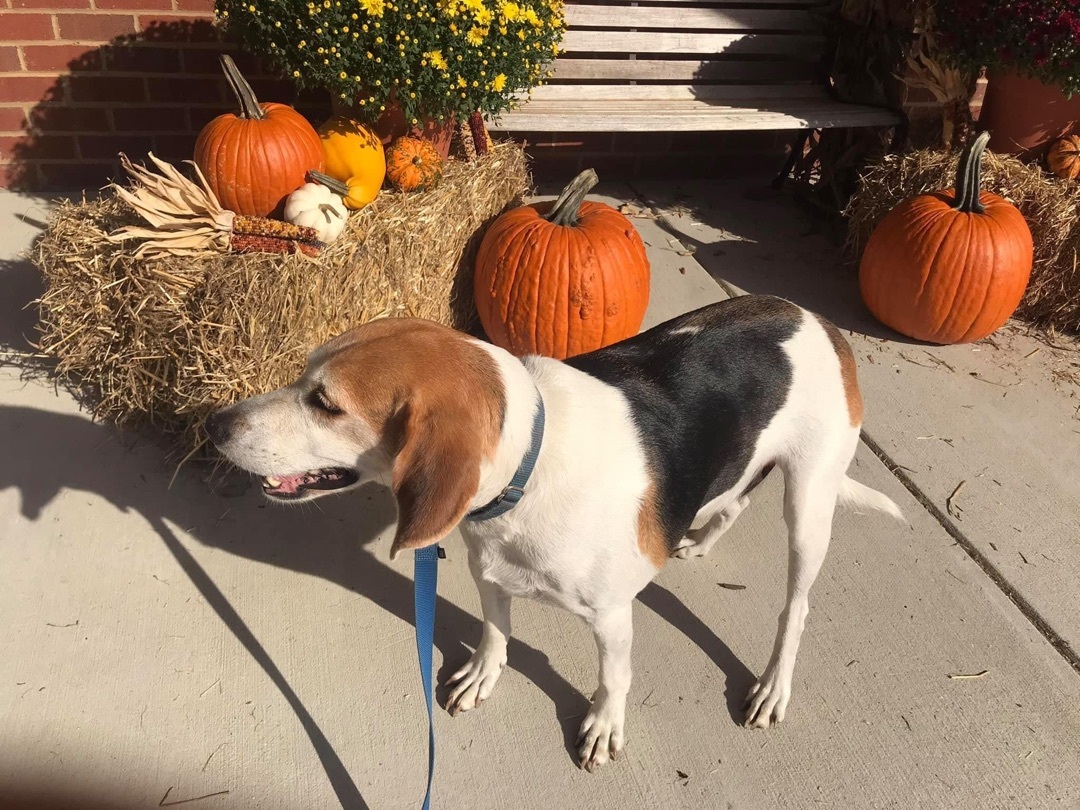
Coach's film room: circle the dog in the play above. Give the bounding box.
[205,294,903,772]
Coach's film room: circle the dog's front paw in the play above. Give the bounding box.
[445,647,506,716]
[576,692,626,772]
[743,665,791,729]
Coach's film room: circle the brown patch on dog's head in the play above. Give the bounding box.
[637,481,668,570]
[315,318,505,556]
[814,314,863,427]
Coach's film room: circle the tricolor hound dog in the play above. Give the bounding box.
[205,294,903,772]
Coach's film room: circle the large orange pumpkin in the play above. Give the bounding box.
[859,132,1033,344]
[194,55,324,217]
[474,169,650,359]
[1047,135,1080,181]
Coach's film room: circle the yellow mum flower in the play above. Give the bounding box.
[491,72,507,91]
[426,49,449,70]
[475,7,493,24]
[359,0,386,16]
[524,7,540,26]
[466,25,487,45]
[457,75,467,87]
[500,1,519,19]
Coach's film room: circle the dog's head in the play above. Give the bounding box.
[205,318,505,557]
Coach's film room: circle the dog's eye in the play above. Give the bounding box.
[308,387,343,416]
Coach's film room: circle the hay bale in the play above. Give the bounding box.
[845,148,1080,335]
[35,143,529,455]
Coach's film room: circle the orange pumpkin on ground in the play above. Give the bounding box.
[194,55,324,217]
[859,131,1033,344]
[474,169,651,359]
[385,136,443,192]
[1047,134,1080,181]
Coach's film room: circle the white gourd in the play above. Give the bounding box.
[284,183,348,243]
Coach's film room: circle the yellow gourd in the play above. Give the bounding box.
[314,116,386,210]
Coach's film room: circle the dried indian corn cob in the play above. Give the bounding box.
[468,111,491,158]
[231,232,323,258]
[232,215,321,244]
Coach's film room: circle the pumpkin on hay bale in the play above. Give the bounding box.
[33,142,529,458]
[846,142,1080,336]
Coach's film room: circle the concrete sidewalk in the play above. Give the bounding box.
[2,186,1079,810]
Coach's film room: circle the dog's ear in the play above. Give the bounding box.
[389,403,482,559]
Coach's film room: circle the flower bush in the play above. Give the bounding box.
[935,0,1080,96]
[214,0,566,125]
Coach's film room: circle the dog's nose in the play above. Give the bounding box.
[204,410,232,447]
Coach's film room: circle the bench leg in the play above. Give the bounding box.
[772,129,812,190]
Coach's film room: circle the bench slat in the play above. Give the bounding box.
[565,5,817,31]
[525,83,827,100]
[562,29,824,56]
[489,99,899,131]
[550,58,816,82]
[570,5,812,30]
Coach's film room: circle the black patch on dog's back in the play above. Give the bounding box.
[566,295,800,549]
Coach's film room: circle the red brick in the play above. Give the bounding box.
[1,133,76,160]
[67,75,145,103]
[56,13,136,41]
[0,47,21,72]
[97,0,172,8]
[38,159,119,191]
[1,160,41,191]
[112,105,188,132]
[245,78,296,103]
[28,104,109,132]
[175,0,214,11]
[6,13,56,41]
[0,107,29,132]
[78,132,153,159]
[187,105,230,131]
[153,132,197,161]
[181,46,257,76]
[22,44,101,71]
[146,77,223,104]
[137,17,220,42]
[104,44,182,73]
[12,0,90,8]
[614,131,674,152]
[0,76,59,105]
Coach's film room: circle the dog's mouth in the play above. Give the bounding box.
[260,468,360,500]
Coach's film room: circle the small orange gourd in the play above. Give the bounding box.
[859,132,1033,344]
[385,137,443,192]
[1047,135,1080,181]
[194,55,324,217]
[474,169,651,359]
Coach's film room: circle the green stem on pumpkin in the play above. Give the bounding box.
[220,54,266,121]
[546,169,599,227]
[953,130,991,215]
[308,170,351,199]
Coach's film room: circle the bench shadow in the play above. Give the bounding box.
[0,402,758,786]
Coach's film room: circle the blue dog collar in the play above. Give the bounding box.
[466,393,545,522]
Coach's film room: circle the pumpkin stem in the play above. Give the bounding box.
[220,54,266,121]
[318,203,343,220]
[953,130,991,215]
[546,169,599,227]
[308,170,351,199]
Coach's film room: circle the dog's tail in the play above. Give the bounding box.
[838,476,906,523]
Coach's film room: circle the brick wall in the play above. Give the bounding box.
[0,0,790,191]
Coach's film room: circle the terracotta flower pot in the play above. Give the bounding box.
[978,71,1080,161]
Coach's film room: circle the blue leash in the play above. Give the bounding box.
[411,392,544,808]
[413,545,440,810]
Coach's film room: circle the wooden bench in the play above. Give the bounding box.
[488,0,900,136]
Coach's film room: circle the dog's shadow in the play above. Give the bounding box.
[0,403,755,803]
